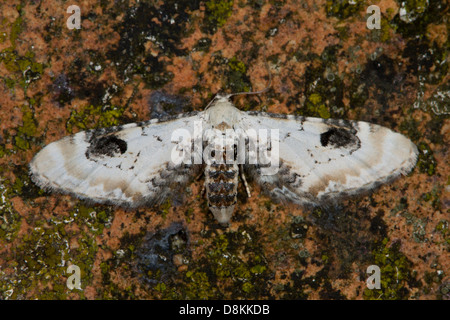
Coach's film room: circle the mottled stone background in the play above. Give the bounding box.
[0,0,448,299]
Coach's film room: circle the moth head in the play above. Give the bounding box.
[205,96,240,128]
[205,93,233,110]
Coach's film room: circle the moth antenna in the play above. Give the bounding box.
[205,96,219,109]
[205,48,272,110]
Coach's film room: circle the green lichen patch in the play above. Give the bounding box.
[13,105,38,151]
[0,176,115,298]
[363,238,418,299]
[0,144,7,158]
[206,53,253,96]
[397,0,430,22]
[0,6,45,91]
[300,60,345,119]
[3,223,65,299]
[226,56,252,93]
[157,199,172,218]
[66,104,127,134]
[435,220,448,237]
[176,226,271,299]
[367,14,394,43]
[0,180,22,243]
[392,0,448,38]
[203,0,234,33]
[416,141,437,176]
[325,0,365,20]
[1,201,109,299]
[306,93,330,119]
[182,270,215,299]
[69,204,114,236]
[0,48,45,89]
[434,220,449,248]
[8,5,23,47]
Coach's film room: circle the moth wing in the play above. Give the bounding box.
[30,113,204,207]
[238,112,418,205]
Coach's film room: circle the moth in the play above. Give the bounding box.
[29,94,418,224]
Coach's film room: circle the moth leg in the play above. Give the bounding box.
[196,168,206,196]
[200,181,206,197]
[195,170,204,181]
[239,164,251,198]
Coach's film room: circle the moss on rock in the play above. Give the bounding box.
[364,238,417,300]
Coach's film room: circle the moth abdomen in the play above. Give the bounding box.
[205,162,238,224]
[208,193,237,206]
[207,181,236,193]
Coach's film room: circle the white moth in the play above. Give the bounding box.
[29,94,418,224]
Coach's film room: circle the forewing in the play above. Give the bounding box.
[30,113,204,207]
[238,111,418,205]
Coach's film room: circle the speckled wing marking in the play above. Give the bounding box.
[29,113,204,207]
[238,112,418,205]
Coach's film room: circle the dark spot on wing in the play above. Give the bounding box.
[320,128,360,150]
[278,163,303,188]
[87,135,128,158]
